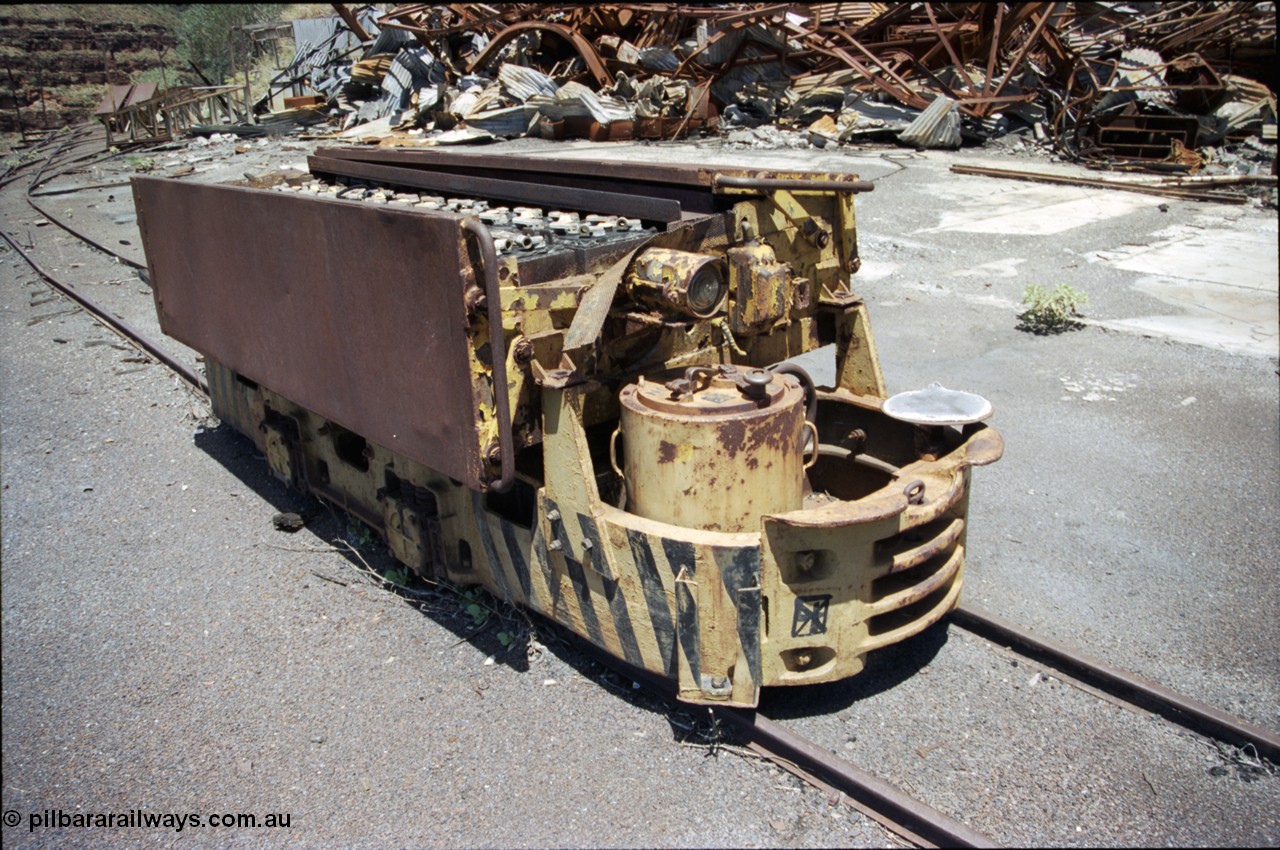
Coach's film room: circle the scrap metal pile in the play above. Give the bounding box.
[268,3,1275,174]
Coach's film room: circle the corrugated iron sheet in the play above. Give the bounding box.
[897,94,961,149]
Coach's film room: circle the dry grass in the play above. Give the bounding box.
[279,4,341,22]
[50,84,109,110]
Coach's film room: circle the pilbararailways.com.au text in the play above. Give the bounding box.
[4,808,292,833]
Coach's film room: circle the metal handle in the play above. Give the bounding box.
[769,362,817,424]
[461,218,514,494]
[803,421,819,469]
[609,427,625,484]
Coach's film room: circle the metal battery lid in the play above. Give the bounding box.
[882,382,993,426]
[624,365,789,416]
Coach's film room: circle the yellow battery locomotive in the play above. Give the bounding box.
[133,148,1002,707]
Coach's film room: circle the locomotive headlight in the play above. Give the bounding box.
[628,248,727,319]
[684,264,727,317]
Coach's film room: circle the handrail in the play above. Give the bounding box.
[460,218,514,494]
[712,175,876,194]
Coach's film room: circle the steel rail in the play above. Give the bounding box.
[949,164,1249,204]
[718,708,997,848]
[2,135,206,394]
[25,193,149,271]
[952,604,1280,764]
[561,624,995,848]
[0,228,207,395]
[17,124,152,270]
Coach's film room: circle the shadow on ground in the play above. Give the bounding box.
[193,420,944,747]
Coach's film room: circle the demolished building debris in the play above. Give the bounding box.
[109,4,1280,186]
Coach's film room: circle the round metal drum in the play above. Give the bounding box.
[618,366,807,533]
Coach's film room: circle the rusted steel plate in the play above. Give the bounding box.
[313,147,737,214]
[132,176,488,489]
[316,145,725,186]
[94,85,134,115]
[307,155,683,223]
[125,82,160,107]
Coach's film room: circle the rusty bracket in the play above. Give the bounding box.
[530,352,582,390]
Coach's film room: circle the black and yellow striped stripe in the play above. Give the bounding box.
[471,499,763,705]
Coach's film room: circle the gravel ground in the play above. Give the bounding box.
[3,125,1277,847]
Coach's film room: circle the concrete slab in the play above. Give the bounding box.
[1087,219,1279,355]
[917,182,1163,235]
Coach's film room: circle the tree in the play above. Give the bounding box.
[177,4,283,84]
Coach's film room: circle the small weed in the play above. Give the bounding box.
[344,517,375,549]
[461,587,491,627]
[4,149,41,169]
[383,566,409,588]
[1018,284,1088,334]
[127,155,155,172]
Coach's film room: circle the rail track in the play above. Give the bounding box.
[4,130,1275,848]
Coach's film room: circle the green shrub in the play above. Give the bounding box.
[1018,284,1088,334]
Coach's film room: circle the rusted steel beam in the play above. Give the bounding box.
[991,1,1047,53]
[908,62,969,109]
[983,5,1055,110]
[953,92,1039,106]
[845,2,917,43]
[982,3,1004,100]
[923,3,979,92]
[805,28,932,111]
[710,3,795,27]
[331,3,371,41]
[949,164,1248,203]
[467,20,614,88]
[952,606,1280,765]
[912,4,979,69]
